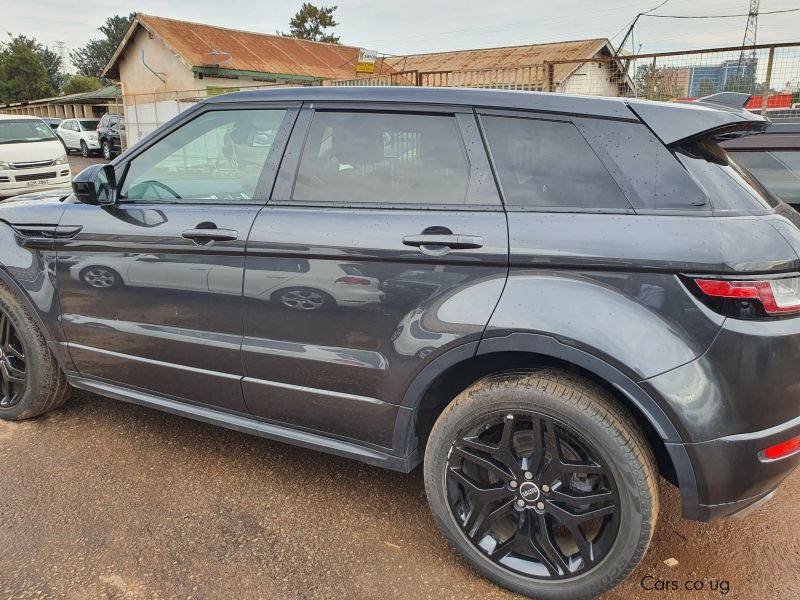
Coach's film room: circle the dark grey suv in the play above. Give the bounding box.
[0,87,798,599]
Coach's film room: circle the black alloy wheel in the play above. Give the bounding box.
[444,410,620,580]
[0,309,27,408]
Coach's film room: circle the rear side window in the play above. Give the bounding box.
[675,140,779,213]
[481,115,631,210]
[729,151,800,205]
[575,118,707,211]
[293,112,471,205]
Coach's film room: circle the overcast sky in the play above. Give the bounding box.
[5,0,800,64]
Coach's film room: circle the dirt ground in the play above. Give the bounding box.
[67,153,108,176]
[0,390,797,600]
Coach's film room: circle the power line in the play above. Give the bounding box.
[645,8,797,19]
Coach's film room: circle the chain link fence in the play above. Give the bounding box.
[331,42,800,122]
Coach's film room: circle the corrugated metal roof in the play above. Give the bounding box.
[381,39,611,83]
[125,14,369,80]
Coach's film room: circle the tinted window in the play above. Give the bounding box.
[675,140,779,213]
[730,151,800,205]
[293,112,470,205]
[481,115,630,210]
[121,109,286,202]
[575,118,707,210]
[79,120,100,131]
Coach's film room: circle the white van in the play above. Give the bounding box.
[0,114,71,198]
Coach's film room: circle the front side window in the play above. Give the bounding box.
[481,115,631,210]
[730,150,800,205]
[0,119,57,144]
[293,112,470,205]
[120,109,286,202]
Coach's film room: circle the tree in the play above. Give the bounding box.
[0,35,53,103]
[38,46,64,93]
[280,3,340,44]
[62,75,104,95]
[71,13,135,79]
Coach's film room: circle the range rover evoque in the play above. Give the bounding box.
[0,87,798,599]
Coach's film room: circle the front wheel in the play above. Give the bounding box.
[80,140,90,157]
[0,284,71,421]
[424,370,658,600]
[102,140,113,160]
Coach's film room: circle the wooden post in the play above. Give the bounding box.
[762,46,775,115]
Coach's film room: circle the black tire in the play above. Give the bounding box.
[272,287,335,311]
[102,140,113,160]
[0,284,71,421]
[80,140,90,157]
[79,266,122,290]
[424,369,658,600]
[58,137,69,153]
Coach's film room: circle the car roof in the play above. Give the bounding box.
[0,114,43,121]
[204,86,765,145]
[721,122,800,150]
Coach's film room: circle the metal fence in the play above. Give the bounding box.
[331,42,800,121]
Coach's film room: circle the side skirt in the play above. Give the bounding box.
[66,374,416,472]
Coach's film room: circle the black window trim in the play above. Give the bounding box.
[268,102,504,212]
[114,101,300,206]
[475,110,637,215]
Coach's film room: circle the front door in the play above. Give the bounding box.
[56,105,295,412]
[242,105,509,448]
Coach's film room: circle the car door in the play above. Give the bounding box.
[55,103,298,412]
[60,121,75,149]
[241,104,509,448]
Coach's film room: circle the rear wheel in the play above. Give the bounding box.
[0,284,71,421]
[102,140,113,160]
[274,287,333,311]
[424,370,658,599]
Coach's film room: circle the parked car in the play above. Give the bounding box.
[722,122,800,210]
[0,88,799,600]
[40,117,63,131]
[97,112,125,159]
[57,118,101,157]
[0,114,71,198]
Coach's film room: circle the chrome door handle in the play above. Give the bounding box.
[182,228,238,242]
[402,234,483,250]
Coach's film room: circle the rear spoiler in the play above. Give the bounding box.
[626,93,768,146]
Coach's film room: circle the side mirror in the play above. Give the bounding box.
[72,164,117,206]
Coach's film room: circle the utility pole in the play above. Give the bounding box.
[737,0,760,87]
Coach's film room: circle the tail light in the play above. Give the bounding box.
[692,277,800,318]
[335,276,371,286]
[759,436,800,461]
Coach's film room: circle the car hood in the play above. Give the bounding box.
[0,189,72,226]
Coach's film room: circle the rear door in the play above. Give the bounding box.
[242,103,508,449]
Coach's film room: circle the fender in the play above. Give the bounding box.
[392,333,701,519]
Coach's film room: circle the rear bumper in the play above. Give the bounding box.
[683,415,800,520]
[644,315,800,521]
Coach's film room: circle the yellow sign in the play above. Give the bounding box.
[356,49,377,74]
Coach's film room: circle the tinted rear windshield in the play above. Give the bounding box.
[728,150,800,205]
[674,139,779,214]
[0,119,57,144]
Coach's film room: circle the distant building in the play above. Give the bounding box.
[687,58,757,97]
[0,85,121,119]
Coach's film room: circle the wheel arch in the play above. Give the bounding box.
[394,334,700,519]
[0,267,74,373]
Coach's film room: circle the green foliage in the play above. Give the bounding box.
[71,13,135,78]
[696,78,717,97]
[62,75,104,95]
[279,3,340,44]
[0,35,54,103]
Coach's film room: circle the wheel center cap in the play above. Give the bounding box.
[518,481,540,504]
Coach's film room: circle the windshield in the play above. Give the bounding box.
[0,119,58,144]
[729,150,800,206]
[79,120,100,131]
